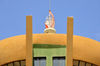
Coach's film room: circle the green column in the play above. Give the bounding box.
[47,56,52,66]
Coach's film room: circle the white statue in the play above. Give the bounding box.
[45,10,55,28]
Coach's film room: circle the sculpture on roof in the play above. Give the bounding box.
[45,10,55,28]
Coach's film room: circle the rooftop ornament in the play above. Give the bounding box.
[44,10,56,33]
[44,0,56,33]
[45,10,55,28]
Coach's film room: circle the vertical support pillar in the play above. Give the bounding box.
[66,17,73,66]
[47,56,52,66]
[26,15,33,66]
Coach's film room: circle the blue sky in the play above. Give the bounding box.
[0,0,100,42]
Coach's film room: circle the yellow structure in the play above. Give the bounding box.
[67,17,73,66]
[0,34,100,66]
[26,16,33,66]
[0,16,100,66]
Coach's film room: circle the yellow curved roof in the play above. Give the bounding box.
[0,34,100,65]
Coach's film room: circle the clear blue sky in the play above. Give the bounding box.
[0,0,100,42]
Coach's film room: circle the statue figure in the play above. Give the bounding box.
[45,10,55,28]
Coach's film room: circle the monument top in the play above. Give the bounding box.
[45,10,55,29]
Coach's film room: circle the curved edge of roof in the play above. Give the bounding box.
[0,34,100,65]
[0,33,100,43]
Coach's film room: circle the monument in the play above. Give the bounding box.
[44,10,56,33]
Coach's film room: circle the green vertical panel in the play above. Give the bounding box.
[47,56,52,66]
[32,49,34,66]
